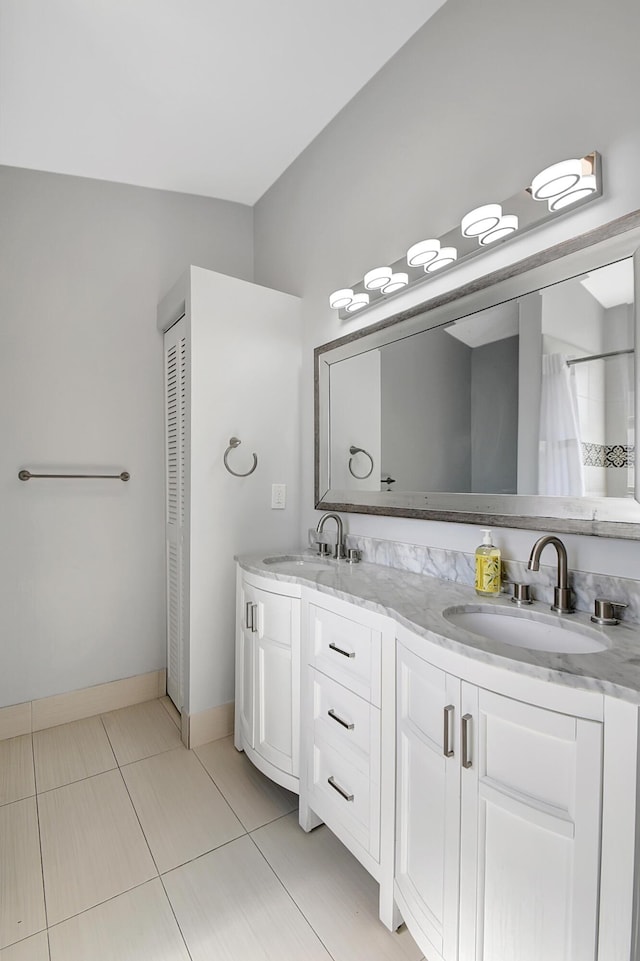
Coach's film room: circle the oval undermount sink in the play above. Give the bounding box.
[443,605,609,654]
[262,554,334,573]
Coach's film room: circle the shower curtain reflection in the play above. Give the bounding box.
[538,354,585,496]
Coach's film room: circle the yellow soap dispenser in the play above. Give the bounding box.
[475,529,501,596]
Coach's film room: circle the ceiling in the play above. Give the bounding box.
[0,0,447,205]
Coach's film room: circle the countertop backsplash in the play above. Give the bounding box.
[344,534,640,626]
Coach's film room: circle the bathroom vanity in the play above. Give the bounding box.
[235,551,640,961]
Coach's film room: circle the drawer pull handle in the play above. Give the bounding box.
[328,775,354,802]
[328,708,354,730]
[329,642,355,658]
[443,704,454,758]
[245,601,253,631]
[462,713,472,769]
[251,603,258,633]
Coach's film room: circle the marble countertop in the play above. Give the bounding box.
[237,549,640,705]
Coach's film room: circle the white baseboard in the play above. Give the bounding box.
[0,669,167,740]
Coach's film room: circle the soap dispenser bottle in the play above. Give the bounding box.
[475,529,501,596]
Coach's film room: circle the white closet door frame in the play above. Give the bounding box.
[164,316,189,711]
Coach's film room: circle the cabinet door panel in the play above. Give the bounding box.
[460,685,602,961]
[257,637,293,773]
[395,645,461,961]
[236,582,255,748]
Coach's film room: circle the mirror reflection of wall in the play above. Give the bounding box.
[539,259,634,497]
[328,349,381,491]
[326,256,635,500]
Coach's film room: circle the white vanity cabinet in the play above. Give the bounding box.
[395,631,603,961]
[234,568,301,793]
[300,592,397,924]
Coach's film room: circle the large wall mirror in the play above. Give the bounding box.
[315,214,640,538]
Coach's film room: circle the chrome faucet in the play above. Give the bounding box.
[527,535,573,614]
[316,512,346,559]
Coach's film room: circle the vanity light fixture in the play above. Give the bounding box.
[364,266,393,290]
[425,247,457,271]
[381,272,408,294]
[328,151,601,318]
[407,239,441,266]
[461,204,502,238]
[548,174,597,211]
[345,292,370,312]
[479,214,519,245]
[329,288,355,309]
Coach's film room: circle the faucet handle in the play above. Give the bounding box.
[591,598,627,625]
[511,582,533,605]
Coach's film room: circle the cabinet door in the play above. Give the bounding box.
[255,587,300,776]
[395,644,461,961]
[459,685,602,961]
[236,580,257,749]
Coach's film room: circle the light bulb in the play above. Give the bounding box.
[479,214,519,245]
[407,239,440,266]
[364,267,393,290]
[531,158,582,200]
[461,204,502,238]
[345,293,370,312]
[426,247,457,272]
[381,272,408,294]
[329,288,354,309]
[548,174,597,211]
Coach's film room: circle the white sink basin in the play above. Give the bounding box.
[262,554,334,573]
[443,606,609,654]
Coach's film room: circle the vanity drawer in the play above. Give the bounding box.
[309,669,380,765]
[308,732,380,861]
[308,603,381,705]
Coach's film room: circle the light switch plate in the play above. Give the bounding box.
[271,483,286,509]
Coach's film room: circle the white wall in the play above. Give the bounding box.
[188,268,301,714]
[253,0,640,580]
[0,166,253,707]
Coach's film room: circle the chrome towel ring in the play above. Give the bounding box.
[224,437,258,477]
[348,445,374,479]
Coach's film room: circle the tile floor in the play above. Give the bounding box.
[0,697,423,960]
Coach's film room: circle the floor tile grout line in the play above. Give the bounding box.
[43,877,163,935]
[246,827,340,961]
[30,730,52,939]
[33,764,119,799]
[189,744,255,831]
[115,766,161,877]
[157,873,196,961]
[98,713,120,768]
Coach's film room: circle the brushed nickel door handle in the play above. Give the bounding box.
[328,708,354,730]
[462,714,473,769]
[328,775,354,802]
[443,704,454,758]
[329,642,355,658]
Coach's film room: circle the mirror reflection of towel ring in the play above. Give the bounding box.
[348,445,374,479]
[224,437,258,477]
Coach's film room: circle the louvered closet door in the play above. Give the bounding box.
[164,317,188,711]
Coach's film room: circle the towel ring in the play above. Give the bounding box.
[348,445,374,480]
[224,437,258,477]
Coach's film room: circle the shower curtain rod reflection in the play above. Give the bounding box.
[567,347,634,366]
[18,470,130,481]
